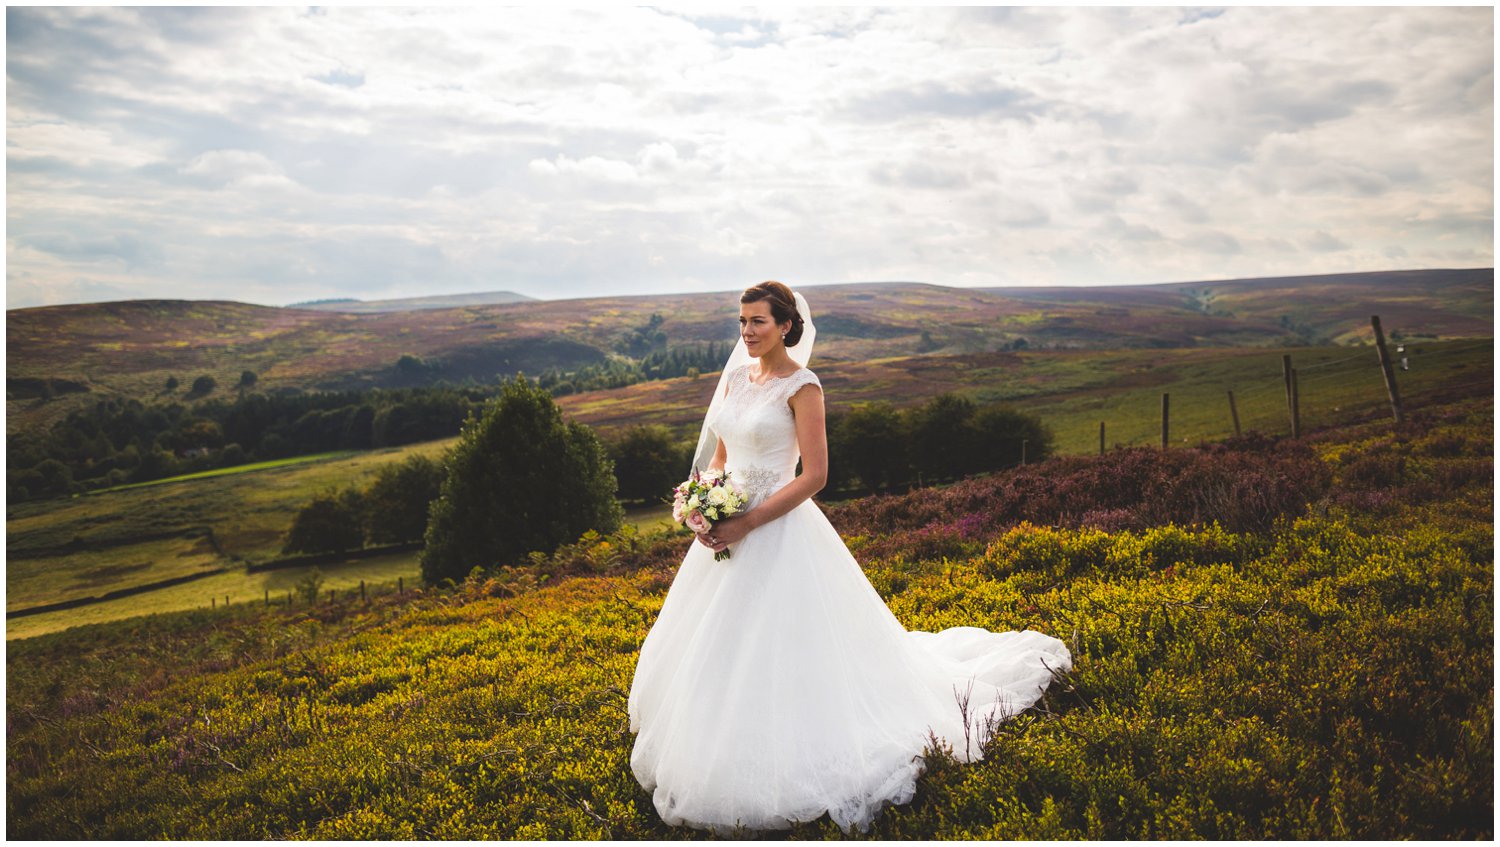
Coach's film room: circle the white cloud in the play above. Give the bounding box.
[5,6,1492,308]
[529,153,638,182]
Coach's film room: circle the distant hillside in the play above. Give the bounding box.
[286,290,537,313]
[980,268,1492,346]
[6,269,1492,438]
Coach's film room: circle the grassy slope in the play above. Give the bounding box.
[7,441,454,610]
[5,395,1491,839]
[556,338,1492,449]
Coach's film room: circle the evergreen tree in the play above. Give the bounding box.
[421,375,623,585]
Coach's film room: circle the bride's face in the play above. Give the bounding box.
[739,300,790,358]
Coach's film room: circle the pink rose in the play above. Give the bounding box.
[672,501,686,523]
[685,511,711,534]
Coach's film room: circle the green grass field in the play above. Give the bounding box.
[554,339,1492,451]
[87,451,362,494]
[6,495,680,641]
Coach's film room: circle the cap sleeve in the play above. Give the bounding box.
[781,367,822,403]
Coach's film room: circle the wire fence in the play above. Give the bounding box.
[1088,335,1492,449]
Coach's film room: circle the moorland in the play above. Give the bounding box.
[5,268,1492,837]
[6,270,1491,638]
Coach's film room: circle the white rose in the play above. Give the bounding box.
[706,487,729,507]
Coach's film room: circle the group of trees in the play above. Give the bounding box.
[158,371,258,397]
[7,386,491,502]
[601,392,1053,504]
[827,394,1054,493]
[536,341,732,397]
[281,377,623,588]
[282,453,447,556]
[9,330,740,503]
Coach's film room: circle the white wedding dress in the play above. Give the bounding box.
[627,363,1072,835]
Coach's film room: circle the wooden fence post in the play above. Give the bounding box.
[1227,389,1241,436]
[1161,393,1169,448]
[1290,367,1301,438]
[1371,315,1405,424]
[1282,354,1295,435]
[399,577,404,596]
[1099,421,1105,455]
[1021,438,1028,466]
[360,580,367,602]
[264,588,269,607]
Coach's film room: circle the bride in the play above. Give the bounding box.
[626,281,1072,835]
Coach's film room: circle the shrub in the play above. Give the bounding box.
[295,566,326,603]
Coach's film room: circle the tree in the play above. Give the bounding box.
[365,454,445,545]
[908,393,979,482]
[238,370,258,395]
[421,375,623,586]
[179,418,224,449]
[27,459,75,498]
[607,424,687,503]
[969,405,1053,470]
[282,488,366,555]
[165,375,179,392]
[190,375,216,396]
[838,401,909,493]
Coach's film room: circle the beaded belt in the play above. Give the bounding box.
[727,465,785,504]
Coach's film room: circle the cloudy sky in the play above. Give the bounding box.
[6,5,1493,309]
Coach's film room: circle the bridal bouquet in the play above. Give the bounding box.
[672,469,748,561]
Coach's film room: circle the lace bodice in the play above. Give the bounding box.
[707,364,822,506]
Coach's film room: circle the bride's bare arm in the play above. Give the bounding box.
[742,383,828,530]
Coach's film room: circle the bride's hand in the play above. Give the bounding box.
[699,514,753,553]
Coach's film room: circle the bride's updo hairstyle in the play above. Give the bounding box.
[740,280,805,347]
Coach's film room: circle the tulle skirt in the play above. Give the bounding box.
[626,498,1072,835]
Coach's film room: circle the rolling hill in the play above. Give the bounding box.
[6,268,1492,438]
[286,290,537,313]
